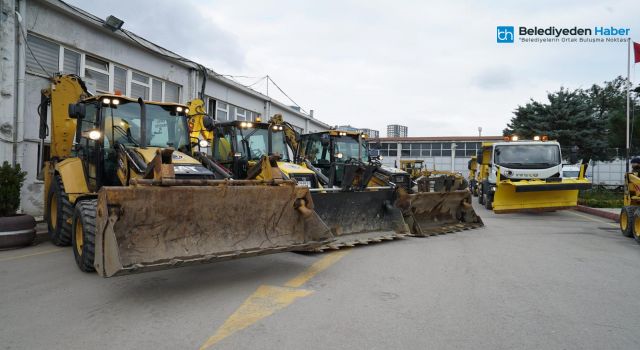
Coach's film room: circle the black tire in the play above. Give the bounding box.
[71,199,97,272]
[620,206,635,238]
[631,207,640,244]
[46,175,73,246]
[484,193,493,210]
[0,214,36,249]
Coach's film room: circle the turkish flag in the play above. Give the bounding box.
[635,41,640,63]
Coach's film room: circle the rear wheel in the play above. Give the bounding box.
[620,206,635,237]
[72,199,97,272]
[46,175,73,246]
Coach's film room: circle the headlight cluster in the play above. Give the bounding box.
[272,125,284,131]
[102,98,120,106]
[240,122,254,128]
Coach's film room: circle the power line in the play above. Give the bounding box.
[267,76,308,114]
[16,12,53,78]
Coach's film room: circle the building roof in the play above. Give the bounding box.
[47,0,329,128]
[377,136,503,142]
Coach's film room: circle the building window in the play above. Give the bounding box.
[62,49,80,75]
[217,102,229,121]
[207,98,216,119]
[164,82,180,103]
[114,66,127,94]
[85,55,110,92]
[152,79,163,102]
[235,107,247,121]
[26,34,59,75]
[130,71,150,100]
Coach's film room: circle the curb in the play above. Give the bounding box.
[576,205,619,222]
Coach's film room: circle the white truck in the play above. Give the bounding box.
[478,138,591,213]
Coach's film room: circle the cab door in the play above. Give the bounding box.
[75,102,103,191]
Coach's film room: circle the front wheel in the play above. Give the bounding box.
[46,175,73,246]
[72,199,97,272]
[620,206,635,238]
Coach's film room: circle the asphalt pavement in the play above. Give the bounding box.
[1,204,639,350]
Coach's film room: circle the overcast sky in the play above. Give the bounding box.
[66,0,639,137]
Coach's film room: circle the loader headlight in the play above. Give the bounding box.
[176,106,184,113]
[335,152,343,159]
[199,139,210,148]
[511,135,519,141]
[533,135,541,141]
[112,99,120,105]
[88,129,102,140]
[491,186,496,192]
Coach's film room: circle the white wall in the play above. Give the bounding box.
[0,0,330,216]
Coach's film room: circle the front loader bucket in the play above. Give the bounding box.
[93,182,332,277]
[492,179,591,213]
[309,189,409,250]
[400,190,483,236]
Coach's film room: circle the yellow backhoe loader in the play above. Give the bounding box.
[478,137,591,213]
[40,75,332,277]
[190,115,407,249]
[620,166,640,242]
[299,132,483,238]
[399,160,468,193]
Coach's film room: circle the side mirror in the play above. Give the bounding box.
[68,103,86,119]
[202,115,215,132]
[368,149,380,158]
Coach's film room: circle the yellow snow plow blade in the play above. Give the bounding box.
[398,190,483,236]
[493,178,591,213]
[93,180,332,277]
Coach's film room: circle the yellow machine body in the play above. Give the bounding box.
[42,75,332,277]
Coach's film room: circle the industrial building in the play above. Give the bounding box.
[0,0,330,216]
[387,124,408,137]
[358,128,379,138]
[373,136,503,178]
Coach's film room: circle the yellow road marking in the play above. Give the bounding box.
[567,210,618,227]
[0,248,65,262]
[284,249,350,288]
[199,250,350,349]
[198,285,312,350]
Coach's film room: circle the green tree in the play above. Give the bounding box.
[0,161,27,216]
[504,87,608,166]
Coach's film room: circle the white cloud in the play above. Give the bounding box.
[66,0,640,137]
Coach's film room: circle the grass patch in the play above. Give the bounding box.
[578,188,623,208]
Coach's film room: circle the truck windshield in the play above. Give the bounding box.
[103,101,189,151]
[236,127,289,161]
[494,144,561,169]
[333,136,368,162]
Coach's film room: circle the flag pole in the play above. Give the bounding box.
[627,39,631,173]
